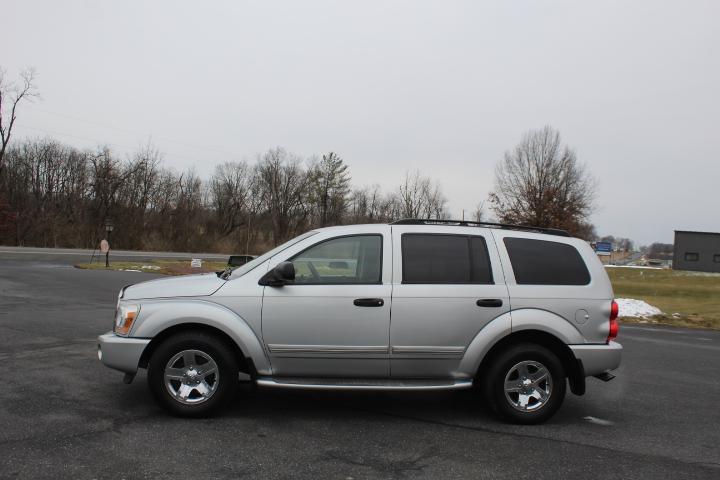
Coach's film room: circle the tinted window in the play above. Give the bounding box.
[470,237,493,284]
[402,234,493,284]
[291,235,382,284]
[504,237,590,285]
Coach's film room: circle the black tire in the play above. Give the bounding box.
[482,342,566,424]
[147,331,239,417]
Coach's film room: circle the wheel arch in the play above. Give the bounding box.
[131,299,270,375]
[138,323,257,376]
[458,309,585,396]
[477,329,585,396]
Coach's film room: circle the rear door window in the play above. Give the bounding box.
[402,234,493,284]
[503,237,590,285]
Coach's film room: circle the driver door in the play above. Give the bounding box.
[261,226,392,377]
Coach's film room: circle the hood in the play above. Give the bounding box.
[122,273,226,300]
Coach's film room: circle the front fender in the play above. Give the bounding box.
[130,299,271,375]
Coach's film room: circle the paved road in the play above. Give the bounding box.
[1,252,719,479]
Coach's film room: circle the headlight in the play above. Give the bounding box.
[114,304,139,335]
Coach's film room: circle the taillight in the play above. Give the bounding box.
[608,300,619,342]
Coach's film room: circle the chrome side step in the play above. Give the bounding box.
[255,377,473,391]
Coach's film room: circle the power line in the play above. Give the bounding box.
[12,123,214,166]
[23,105,242,157]
[14,124,140,152]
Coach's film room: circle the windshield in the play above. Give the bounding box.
[229,231,318,279]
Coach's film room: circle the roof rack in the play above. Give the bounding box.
[390,219,571,237]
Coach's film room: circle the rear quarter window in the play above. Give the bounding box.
[503,237,590,285]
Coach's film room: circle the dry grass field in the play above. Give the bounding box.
[75,259,228,276]
[607,267,720,329]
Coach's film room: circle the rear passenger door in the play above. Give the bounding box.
[390,225,510,378]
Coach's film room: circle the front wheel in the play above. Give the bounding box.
[482,343,566,424]
[147,332,239,417]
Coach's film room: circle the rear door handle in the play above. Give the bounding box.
[476,299,503,308]
[354,298,385,307]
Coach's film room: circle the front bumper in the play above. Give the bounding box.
[97,332,150,374]
[569,341,622,376]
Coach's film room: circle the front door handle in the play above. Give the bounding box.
[354,298,384,307]
[476,299,503,308]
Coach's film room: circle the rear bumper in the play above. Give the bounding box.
[569,341,622,376]
[97,332,150,374]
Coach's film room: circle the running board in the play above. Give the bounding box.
[256,377,474,391]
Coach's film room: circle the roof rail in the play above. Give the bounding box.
[390,218,571,237]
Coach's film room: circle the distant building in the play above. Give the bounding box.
[673,230,720,273]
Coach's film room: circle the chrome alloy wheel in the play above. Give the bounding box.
[164,349,220,404]
[503,360,552,412]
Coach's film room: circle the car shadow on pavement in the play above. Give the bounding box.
[113,372,593,428]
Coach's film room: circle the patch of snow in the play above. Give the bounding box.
[141,265,161,270]
[616,298,663,318]
[119,269,142,272]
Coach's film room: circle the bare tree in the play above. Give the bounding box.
[0,137,462,252]
[255,147,309,245]
[471,201,485,222]
[397,170,448,219]
[0,68,39,176]
[169,169,207,251]
[120,142,162,248]
[210,161,255,235]
[88,147,125,227]
[489,126,596,238]
[347,184,392,224]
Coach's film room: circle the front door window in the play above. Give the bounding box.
[291,235,382,285]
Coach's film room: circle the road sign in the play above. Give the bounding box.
[190,258,203,268]
[595,241,612,256]
[100,239,110,253]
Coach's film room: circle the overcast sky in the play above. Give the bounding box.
[3,0,718,245]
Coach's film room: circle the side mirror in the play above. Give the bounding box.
[258,261,295,286]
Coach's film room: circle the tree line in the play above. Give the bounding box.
[0,139,452,252]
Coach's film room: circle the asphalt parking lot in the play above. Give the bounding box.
[1,248,719,479]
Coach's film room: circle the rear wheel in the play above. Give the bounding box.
[482,343,566,424]
[147,332,239,417]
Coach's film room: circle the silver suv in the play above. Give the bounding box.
[98,219,621,424]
